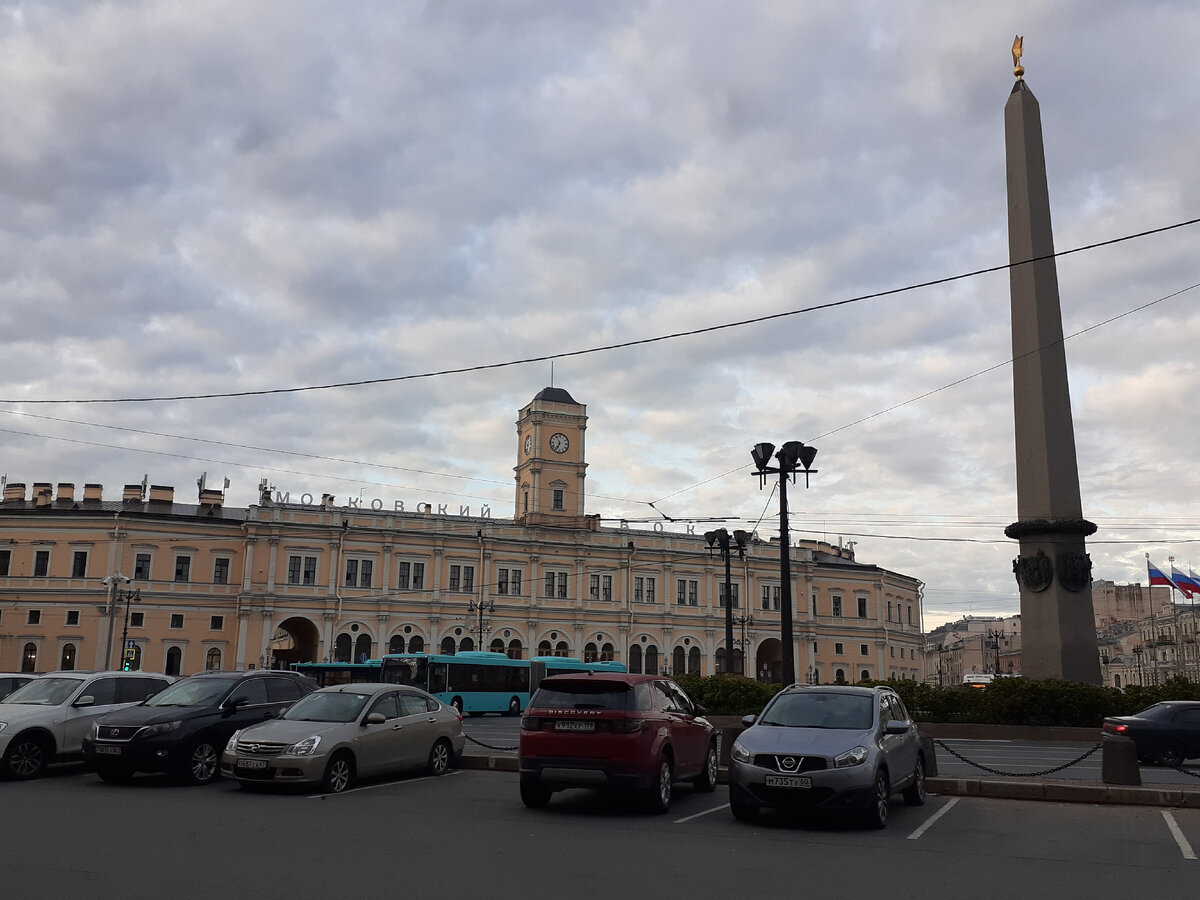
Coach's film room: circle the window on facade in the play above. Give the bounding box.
[718,582,740,609]
[71,551,88,578]
[210,615,224,630]
[544,571,568,599]
[134,552,151,580]
[497,567,522,595]
[174,555,191,582]
[812,593,818,616]
[61,643,77,670]
[34,550,49,577]
[887,600,893,621]
[634,576,655,603]
[860,644,869,656]
[552,489,564,510]
[676,579,698,606]
[287,555,318,586]
[130,611,144,628]
[832,596,843,617]
[448,564,474,592]
[213,557,231,585]
[761,584,780,611]
[588,574,612,601]
[165,646,182,676]
[27,609,41,625]
[21,642,37,673]
[66,610,80,626]
[170,614,184,629]
[205,648,221,670]
[858,597,868,618]
[397,561,425,590]
[907,605,913,625]
[834,642,844,655]
[0,548,10,576]
[345,558,373,588]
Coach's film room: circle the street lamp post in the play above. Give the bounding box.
[1133,645,1145,686]
[468,598,495,649]
[118,587,141,670]
[100,573,132,670]
[705,528,748,675]
[751,440,818,687]
[733,612,755,677]
[987,628,1003,675]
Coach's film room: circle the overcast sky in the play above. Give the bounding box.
[2,1,1198,630]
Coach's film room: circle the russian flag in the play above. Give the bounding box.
[1175,566,1200,599]
[1148,559,1183,592]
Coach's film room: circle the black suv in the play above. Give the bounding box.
[83,670,317,784]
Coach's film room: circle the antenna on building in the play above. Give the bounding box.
[550,360,555,387]
[140,474,148,501]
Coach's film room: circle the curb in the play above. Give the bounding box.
[459,755,519,773]
[927,776,1200,808]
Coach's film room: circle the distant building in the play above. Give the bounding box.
[0,389,925,682]
[923,615,1022,685]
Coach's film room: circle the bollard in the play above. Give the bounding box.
[919,731,938,777]
[1101,734,1141,786]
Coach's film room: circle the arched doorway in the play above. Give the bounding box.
[756,637,783,683]
[354,633,372,663]
[165,646,182,676]
[269,617,321,667]
[21,642,37,672]
[60,643,77,671]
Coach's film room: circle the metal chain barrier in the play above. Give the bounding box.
[464,733,519,752]
[934,738,1101,777]
[1165,761,1200,780]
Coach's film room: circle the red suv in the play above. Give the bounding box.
[518,673,717,813]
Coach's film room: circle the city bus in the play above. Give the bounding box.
[291,660,383,687]
[379,652,626,715]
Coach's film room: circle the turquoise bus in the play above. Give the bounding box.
[291,659,383,687]
[379,652,626,715]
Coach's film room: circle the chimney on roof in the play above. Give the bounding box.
[198,489,223,508]
[34,484,53,507]
[148,485,174,503]
[57,483,75,501]
[83,483,103,501]
[123,483,144,503]
[3,482,25,502]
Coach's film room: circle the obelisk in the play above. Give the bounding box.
[1003,37,1100,684]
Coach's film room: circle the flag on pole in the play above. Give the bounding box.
[1176,566,1200,598]
[1147,558,1183,592]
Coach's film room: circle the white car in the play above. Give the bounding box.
[0,671,173,779]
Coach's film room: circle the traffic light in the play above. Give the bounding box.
[123,647,136,671]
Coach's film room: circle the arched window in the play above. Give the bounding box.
[715,647,728,675]
[628,644,643,674]
[507,639,523,660]
[389,635,405,654]
[600,642,614,662]
[354,633,372,663]
[860,669,871,682]
[554,641,569,658]
[688,646,701,675]
[732,648,744,676]
[1114,674,1122,688]
[165,646,182,676]
[206,648,222,671]
[490,638,505,653]
[459,637,474,653]
[538,640,552,657]
[672,647,685,674]
[21,642,37,673]
[334,633,352,663]
[60,643,77,671]
[440,636,456,655]
[584,642,598,663]
[645,645,659,675]
[834,668,846,684]
[409,636,424,653]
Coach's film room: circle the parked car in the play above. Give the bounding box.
[0,673,38,702]
[518,673,717,813]
[220,682,464,793]
[1102,700,1200,766]
[0,671,173,779]
[727,684,926,829]
[83,669,318,785]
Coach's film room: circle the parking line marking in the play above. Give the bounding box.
[1162,811,1197,860]
[906,797,959,840]
[674,803,730,824]
[309,769,462,798]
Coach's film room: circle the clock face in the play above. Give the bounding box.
[549,432,570,454]
[524,435,533,455]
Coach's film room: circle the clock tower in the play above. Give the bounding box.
[515,387,590,527]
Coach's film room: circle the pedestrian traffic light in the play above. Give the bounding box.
[123,647,136,671]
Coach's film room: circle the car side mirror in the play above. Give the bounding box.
[741,713,757,728]
[884,719,908,735]
[364,712,386,726]
[74,695,95,708]
[694,704,707,717]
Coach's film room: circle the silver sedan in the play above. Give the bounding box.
[220,682,464,793]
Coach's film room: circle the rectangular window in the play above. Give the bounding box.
[907,605,913,625]
[174,556,191,582]
[589,574,600,599]
[66,610,80,626]
[858,596,868,618]
[28,609,42,625]
[544,571,568,599]
[718,582,740,609]
[812,594,818,616]
[287,555,318,586]
[448,564,475,593]
[676,578,699,606]
[0,548,10,576]
[634,576,657,603]
[397,561,411,590]
[761,584,780,611]
[645,577,655,603]
[72,551,88,578]
[834,642,844,655]
[552,488,564,510]
[34,550,49,577]
[832,596,843,617]
[130,612,144,628]
[812,641,819,654]
[134,552,151,580]
[411,562,424,590]
[213,557,230,584]
[860,644,870,656]
[890,646,895,658]
[497,567,522,596]
[602,574,612,601]
[210,615,224,630]
[345,558,373,588]
[170,614,184,629]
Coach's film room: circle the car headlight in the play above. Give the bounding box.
[730,739,753,764]
[139,721,182,738]
[834,745,869,768]
[224,730,242,753]
[286,735,321,756]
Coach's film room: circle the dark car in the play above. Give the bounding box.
[83,670,318,784]
[518,673,717,813]
[1102,701,1200,766]
[727,685,926,829]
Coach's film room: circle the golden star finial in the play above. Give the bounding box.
[1012,35,1024,79]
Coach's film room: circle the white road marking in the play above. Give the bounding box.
[906,797,959,840]
[309,769,461,798]
[674,803,730,824]
[1162,810,1197,860]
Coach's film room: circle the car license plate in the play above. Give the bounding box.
[94,745,122,756]
[237,758,269,770]
[554,720,595,733]
[765,774,811,789]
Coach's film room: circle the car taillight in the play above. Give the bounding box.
[608,718,645,734]
[520,716,539,731]
[1103,722,1128,734]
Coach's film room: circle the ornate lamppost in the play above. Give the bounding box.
[733,612,755,677]
[118,586,141,670]
[751,440,818,686]
[705,528,748,675]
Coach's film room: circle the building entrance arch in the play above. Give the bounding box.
[756,637,783,683]
[268,616,321,666]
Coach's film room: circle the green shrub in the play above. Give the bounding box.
[673,674,782,716]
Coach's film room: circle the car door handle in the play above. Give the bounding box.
[392,724,403,731]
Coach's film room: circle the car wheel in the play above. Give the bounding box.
[180,741,220,785]
[902,755,927,806]
[730,795,760,822]
[506,696,521,717]
[693,741,718,793]
[95,763,135,785]
[520,775,552,809]
[322,752,354,793]
[864,770,890,829]
[645,754,673,814]
[3,734,49,780]
[426,738,452,776]
[1155,741,1185,767]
